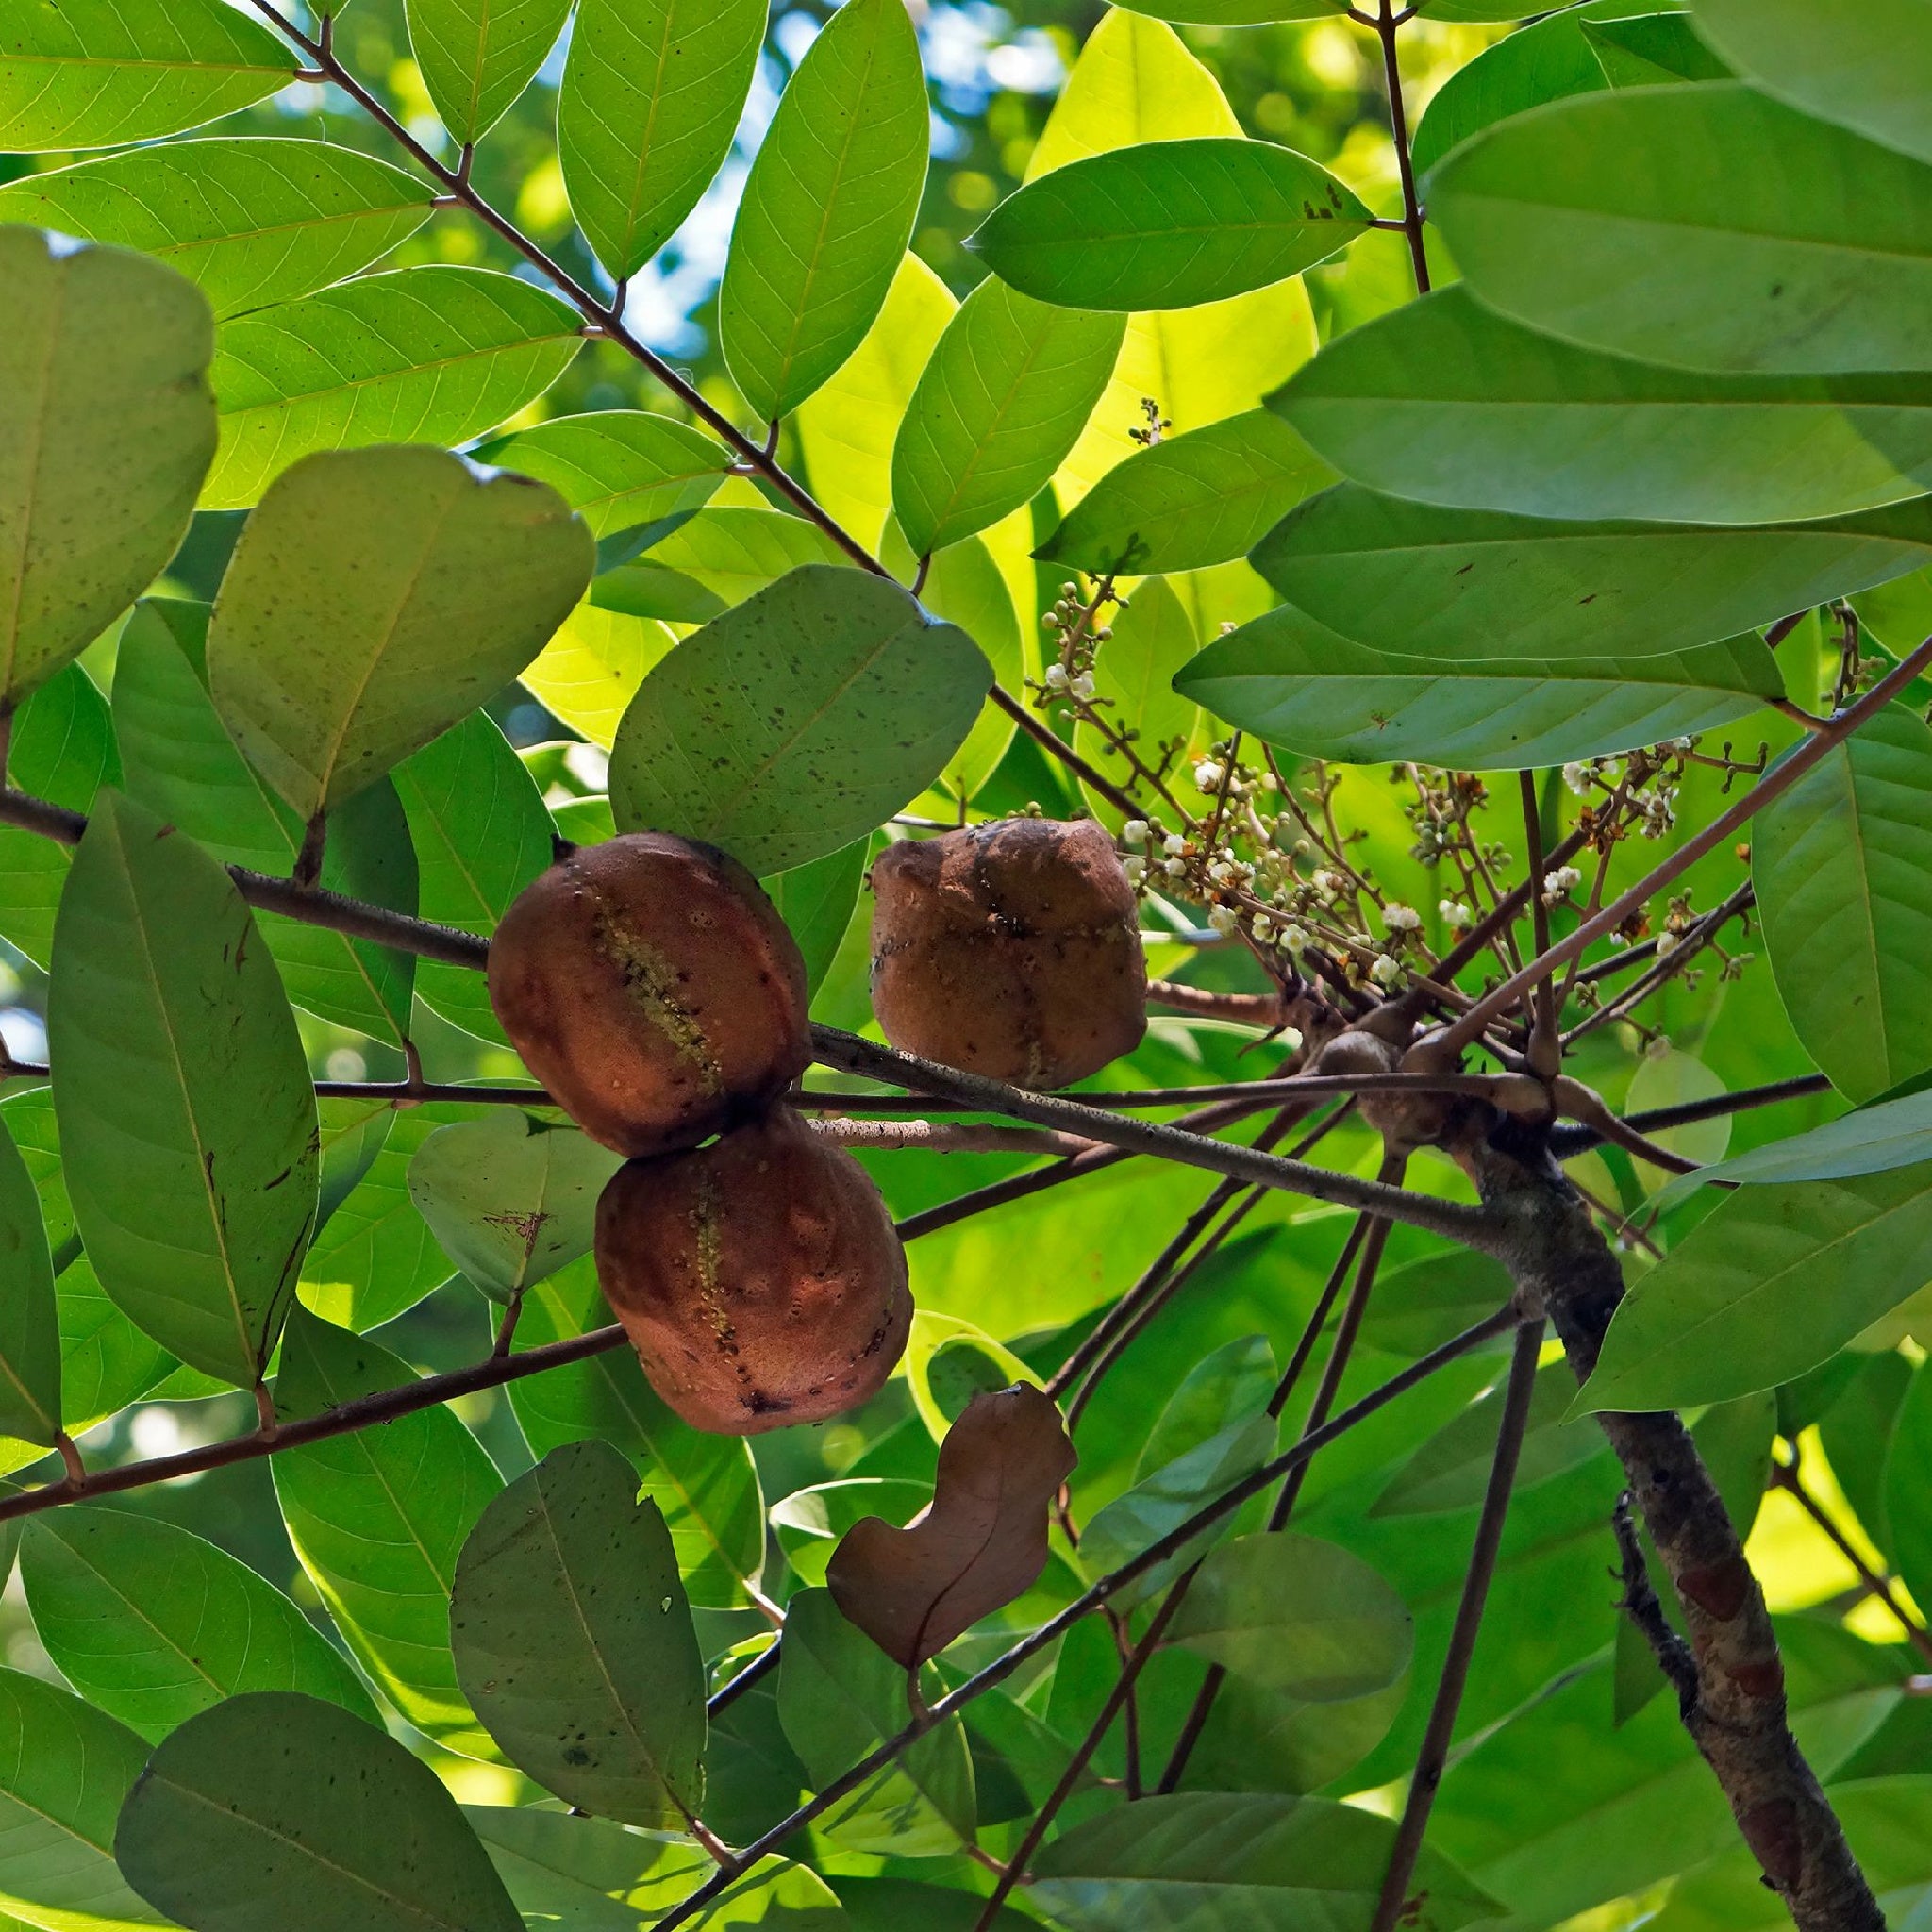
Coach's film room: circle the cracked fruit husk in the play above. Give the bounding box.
[593,1106,912,1435]
[489,831,810,1157]
[869,817,1146,1089]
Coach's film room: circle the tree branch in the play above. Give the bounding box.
[1374,0,1430,294]
[1547,1073,1832,1158]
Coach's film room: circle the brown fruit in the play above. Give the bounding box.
[594,1107,912,1435]
[869,817,1146,1089]
[488,831,809,1158]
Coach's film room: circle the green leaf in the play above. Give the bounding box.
[451,1441,707,1825]
[1166,1532,1411,1698]
[608,564,991,874]
[1754,707,1932,1103]
[719,0,928,422]
[640,505,851,605]
[521,604,675,750]
[408,0,571,144]
[408,1113,620,1305]
[891,278,1124,558]
[510,1260,766,1611]
[206,267,582,508]
[478,410,728,538]
[114,599,423,1041]
[1252,484,1932,663]
[1578,1164,1932,1411]
[1689,0,1932,167]
[777,1589,976,1857]
[1078,1412,1276,1608]
[1582,11,1733,85]
[1075,574,1204,814]
[1109,0,1346,19]
[773,1478,932,1590]
[1041,408,1331,575]
[0,229,214,709]
[468,1807,846,1930]
[974,136,1370,311]
[115,1691,522,1932]
[208,444,592,819]
[1374,1360,1606,1515]
[274,1307,503,1757]
[559,0,765,281]
[20,1507,379,1741]
[834,1875,1032,1932]
[798,253,958,552]
[0,141,434,319]
[1274,286,1932,525]
[1409,2,1625,178]
[48,790,318,1387]
[0,661,119,972]
[1178,604,1780,769]
[1885,1361,1932,1624]
[0,1114,57,1448]
[762,839,868,1002]
[300,1106,457,1331]
[1666,1089,1932,1196]
[1137,1336,1276,1480]
[1028,1792,1497,1932]
[1435,84,1932,377]
[0,1668,162,1929]
[317,1094,393,1227]
[0,0,295,150]
[393,711,554,1044]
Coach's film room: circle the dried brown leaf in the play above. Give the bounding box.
[825,1384,1077,1667]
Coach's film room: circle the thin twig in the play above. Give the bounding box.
[1369,1317,1545,1932]
[1374,0,1430,295]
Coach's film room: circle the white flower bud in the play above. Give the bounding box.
[1123,819,1149,848]
[1208,906,1239,937]
[1163,856,1186,877]
[1123,855,1147,885]
[1382,901,1422,933]
[1043,662,1068,689]
[1250,913,1273,939]
[1194,760,1224,793]
[1655,931,1679,958]
[1439,899,1474,926]
[1562,761,1590,795]
[1369,954,1404,988]
[1070,673,1095,701]
[1162,833,1186,858]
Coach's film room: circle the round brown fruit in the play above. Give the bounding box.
[489,832,809,1158]
[869,817,1146,1089]
[594,1107,912,1435]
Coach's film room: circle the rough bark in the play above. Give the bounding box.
[1460,1112,1886,1932]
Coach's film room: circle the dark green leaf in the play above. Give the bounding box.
[207,268,583,508]
[719,0,928,421]
[49,790,318,1387]
[0,229,213,709]
[0,1115,57,1445]
[1689,0,1932,166]
[1137,1336,1276,1481]
[1819,1351,1912,1552]
[559,0,766,281]
[209,444,592,818]
[469,1807,845,1929]
[451,1441,706,1824]
[1028,1792,1497,1932]
[762,839,868,1002]
[1253,484,1932,662]
[0,1668,162,1927]
[510,1259,767,1611]
[1166,1531,1412,1698]
[971,139,1371,310]
[777,1589,976,1857]
[408,1114,619,1306]
[1274,287,1932,525]
[608,564,991,874]
[891,278,1124,558]
[1582,12,1733,84]
[1754,706,1932,1102]
[479,410,728,537]
[1886,1360,1932,1626]
[1579,1164,1932,1411]
[1041,408,1331,575]
[834,1874,1032,1932]
[1179,603,1780,769]
[21,1506,379,1740]
[115,1691,522,1932]
[274,1307,503,1756]
[408,0,571,144]
[0,140,434,317]
[393,711,554,1044]
[1435,84,1932,376]
[0,0,296,150]
[317,1095,394,1227]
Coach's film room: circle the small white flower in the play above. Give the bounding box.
[1250,913,1273,940]
[1162,833,1187,858]
[1311,869,1340,901]
[1194,760,1225,793]
[1208,906,1239,936]
[1123,820,1150,848]
[1541,865,1582,904]
[1123,855,1148,885]
[1043,663,1069,689]
[1369,954,1404,988]
[1382,901,1422,934]
[1163,856,1186,877]
[1656,931,1680,958]
[1284,924,1309,955]
[1279,1026,1304,1054]
[1562,761,1590,795]
[1208,860,1235,885]
[1439,899,1474,927]
[1260,773,1280,791]
[1070,672,1095,701]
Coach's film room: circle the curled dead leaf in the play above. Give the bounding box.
[825,1384,1077,1667]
